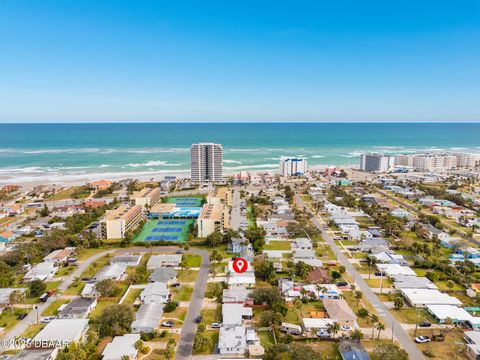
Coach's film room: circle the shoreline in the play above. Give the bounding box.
[0,164,350,190]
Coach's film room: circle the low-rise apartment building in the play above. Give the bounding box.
[197,203,229,237]
[131,187,162,211]
[100,204,142,239]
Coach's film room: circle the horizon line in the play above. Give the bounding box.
[0,121,479,125]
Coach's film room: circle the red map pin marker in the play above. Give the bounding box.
[232,258,248,273]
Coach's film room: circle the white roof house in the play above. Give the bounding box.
[227,272,256,287]
[401,289,463,307]
[293,249,322,267]
[110,255,142,267]
[147,254,182,269]
[0,288,27,305]
[376,264,417,277]
[218,326,247,355]
[131,302,164,333]
[293,238,312,250]
[391,275,437,290]
[81,283,100,298]
[140,282,170,304]
[92,263,126,281]
[222,303,252,327]
[427,305,480,327]
[262,250,290,260]
[33,319,89,345]
[373,252,407,266]
[223,287,251,304]
[23,262,57,282]
[102,333,141,360]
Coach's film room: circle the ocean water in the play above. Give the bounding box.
[0,123,479,183]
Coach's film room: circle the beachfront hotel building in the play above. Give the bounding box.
[190,143,223,183]
[394,153,480,171]
[131,187,162,211]
[207,187,232,206]
[279,157,308,176]
[197,203,230,237]
[100,204,143,239]
[359,153,394,173]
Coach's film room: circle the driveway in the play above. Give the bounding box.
[295,194,425,360]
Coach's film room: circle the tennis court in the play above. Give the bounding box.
[134,218,194,242]
[166,197,203,207]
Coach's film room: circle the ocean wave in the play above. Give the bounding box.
[311,155,325,158]
[223,159,242,164]
[223,163,278,171]
[126,161,182,168]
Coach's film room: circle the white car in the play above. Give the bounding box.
[211,322,222,329]
[415,336,431,343]
[316,330,330,338]
[340,326,350,331]
[41,316,55,323]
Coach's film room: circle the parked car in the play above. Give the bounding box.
[39,293,49,302]
[171,283,181,288]
[162,321,174,327]
[336,281,348,287]
[316,330,330,338]
[415,336,431,343]
[419,321,431,327]
[176,249,184,254]
[374,272,385,276]
[195,316,203,324]
[41,316,55,323]
[17,313,28,320]
[340,325,350,331]
[211,322,222,329]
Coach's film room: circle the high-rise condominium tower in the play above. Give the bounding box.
[190,143,223,183]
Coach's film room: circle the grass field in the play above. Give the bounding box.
[264,241,292,250]
[121,288,142,305]
[172,286,194,302]
[42,299,70,316]
[177,269,199,283]
[182,254,202,267]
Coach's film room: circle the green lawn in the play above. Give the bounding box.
[42,299,70,316]
[44,281,62,291]
[391,308,435,324]
[177,269,199,283]
[0,308,28,333]
[56,265,75,277]
[20,324,45,339]
[80,254,112,278]
[183,254,202,267]
[121,288,142,305]
[258,330,276,347]
[200,306,222,325]
[63,280,85,296]
[264,241,292,251]
[47,187,88,201]
[172,286,194,302]
[89,300,118,319]
[192,330,218,355]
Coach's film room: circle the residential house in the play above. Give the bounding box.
[222,303,253,327]
[147,254,182,269]
[44,248,76,264]
[140,282,170,304]
[58,297,97,319]
[218,326,247,355]
[400,288,463,307]
[323,299,357,327]
[149,268,177,284]
[102,334,141,360]
[307,268,332,284]
[222,287,253,305]
[33,319,89,345]
[131,302,164,333]
[92,263,126,281]
[293,249,322,267]
[110,254,142,267]
[339,340,371,360]
[24,262,57,282]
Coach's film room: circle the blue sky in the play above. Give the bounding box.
[0,0,478,122]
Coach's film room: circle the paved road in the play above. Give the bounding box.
[230,189,242,230]
[175,249,210,360]
[0,249,115,349]
[295,195,425,360]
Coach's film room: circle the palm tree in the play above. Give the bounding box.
[376,322,385,340]
[366,256,377,280]
[354,290,363,307]
[326,321,341,339]
[370,314,379,339]
[350,329,364,341]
